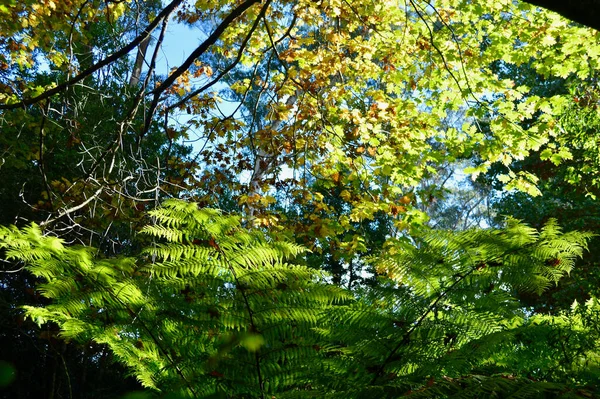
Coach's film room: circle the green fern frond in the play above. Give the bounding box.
[3,203,597,398]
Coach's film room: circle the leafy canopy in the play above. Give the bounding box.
[2,0,600,238]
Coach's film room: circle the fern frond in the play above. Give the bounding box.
[3,203,597,398]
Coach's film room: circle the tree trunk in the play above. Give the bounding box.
[129,35,150,86]
[524,0,600,32]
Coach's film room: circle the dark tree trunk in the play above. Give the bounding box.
[524,0,600,32]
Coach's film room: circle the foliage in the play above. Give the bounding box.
[3,0,600,237]
[3,0,600,397]
[1,200,348,397]
[1,201,597,397]
[319,220,597,397]
[479,70,600,313]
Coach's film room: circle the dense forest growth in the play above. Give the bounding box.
[1,0,600,398]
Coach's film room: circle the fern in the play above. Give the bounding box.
[1,203,597,398]
[313,219,595,397]
[1,201,349,397]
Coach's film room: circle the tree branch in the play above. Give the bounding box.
[167,0,273,113]
[39,187,104,227]
[0,0,185,110]
[141,0,262,137]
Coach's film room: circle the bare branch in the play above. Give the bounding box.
[40,187,103,227]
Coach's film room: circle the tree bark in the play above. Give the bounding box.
[129,36,150,86]
[524,0,600,32]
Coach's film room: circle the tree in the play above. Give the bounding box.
[3,0,600,233]
[481,74,600,314]
[0,2,198,397]
[3,0,600,397]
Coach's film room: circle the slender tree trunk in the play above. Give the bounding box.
[129,36,150,86]
[80,345,88,394]
[248,92,299,217]
[48,356,57,399]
